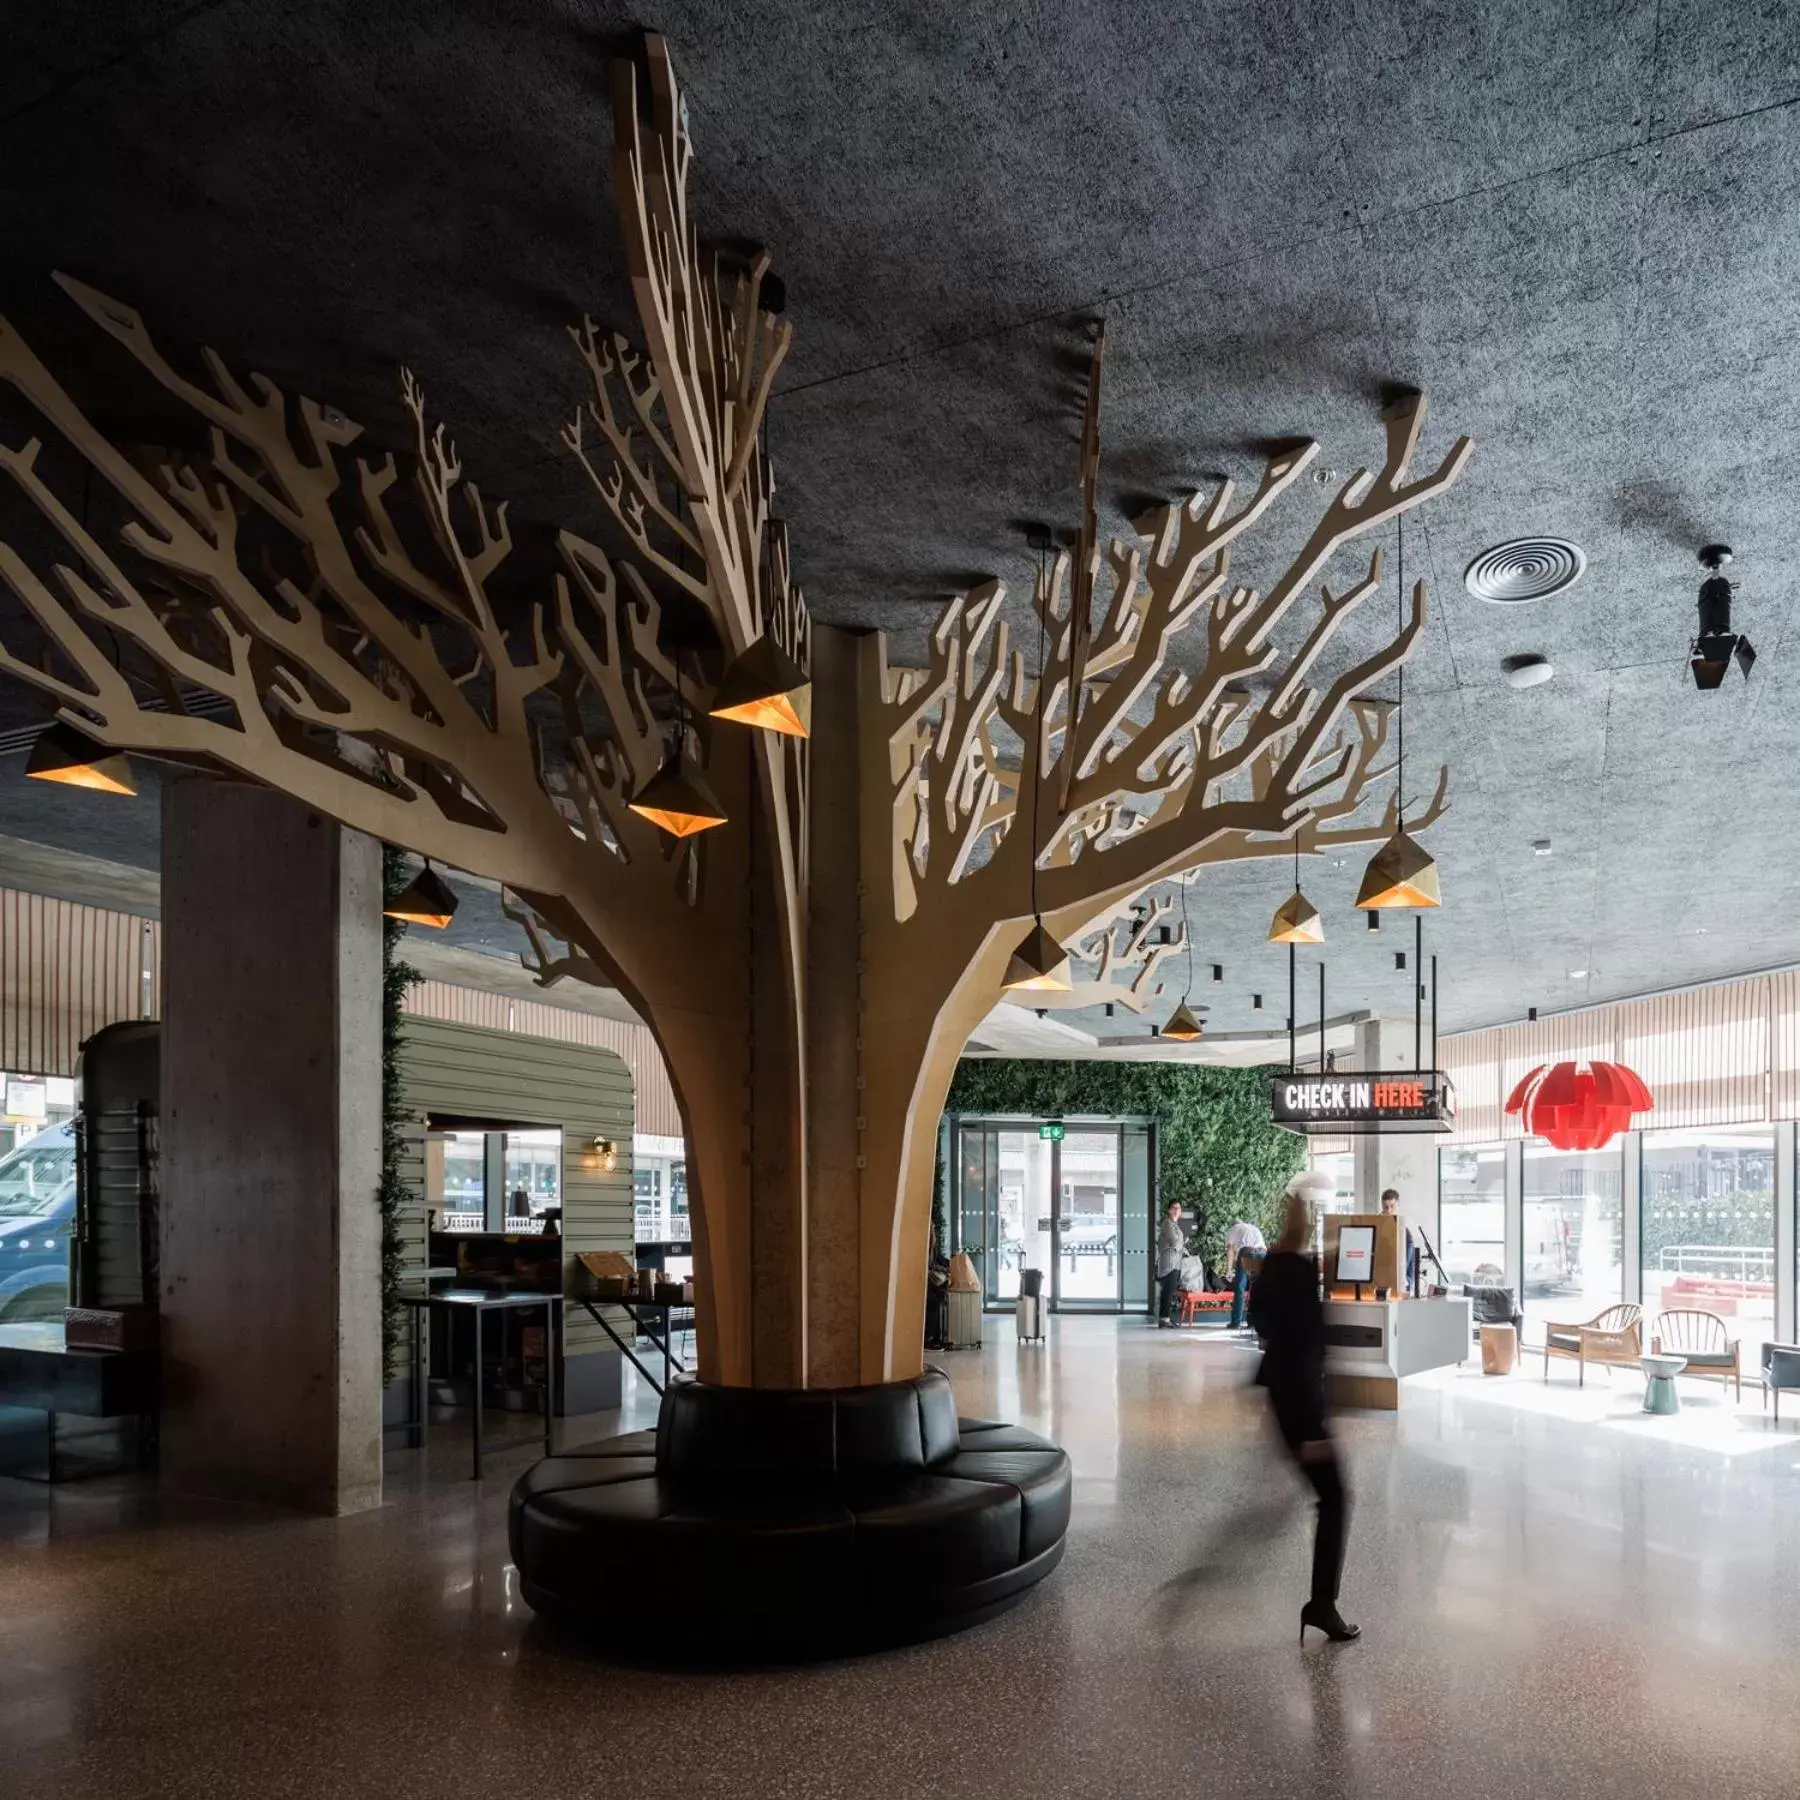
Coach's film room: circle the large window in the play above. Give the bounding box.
[1641,1127,1775,1352]
[1521,1145,1623,1344]
[1439,1145,1505,1288]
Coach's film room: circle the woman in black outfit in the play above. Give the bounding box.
[1248,1178,1359,1643]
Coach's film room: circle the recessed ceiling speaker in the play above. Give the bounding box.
[1464,537,1587,604]
[1501,653,1555,688]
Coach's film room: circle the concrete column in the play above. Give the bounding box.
[1352,1017,1437,1266]
[159,780,382,1515]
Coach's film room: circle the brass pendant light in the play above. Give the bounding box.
[631,619,729,839]
[1268,886,1324,944]
[1162,1000,1205,1043]
[25,720,135,796]
[384,860,459,928]
[1160,869,1205,1040]
[1355,827,1440,909]
[1003,920,1071,992]
[1357,512,1441,910]
[1268,841,1323,944]
[627,754,728,839]
[708,634,811,738]
[1003,525,1069,994]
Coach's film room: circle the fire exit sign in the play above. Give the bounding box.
[1039,1121,1065,1141]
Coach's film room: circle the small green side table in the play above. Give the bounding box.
[1641,1352,1686,1415]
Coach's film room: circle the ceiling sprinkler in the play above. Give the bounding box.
[1691,544,1756,689]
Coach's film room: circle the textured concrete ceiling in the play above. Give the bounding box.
[2,0,1799,1042]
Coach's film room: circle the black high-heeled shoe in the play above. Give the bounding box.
[1299,1600,1361,1643]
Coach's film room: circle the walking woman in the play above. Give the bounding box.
[1248,1173,1359,1643]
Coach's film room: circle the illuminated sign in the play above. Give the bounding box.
[1038,1121,1065,1142]
[1269,1071,1456,1135]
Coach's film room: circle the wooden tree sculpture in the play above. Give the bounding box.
[0,32,1470,1389]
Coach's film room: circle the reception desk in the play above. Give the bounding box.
[1323,1296,1472,1410]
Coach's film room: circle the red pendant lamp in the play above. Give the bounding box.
[1504,1059,1653,1151]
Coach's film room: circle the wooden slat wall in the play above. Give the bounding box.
[395,1016,635,1360]
[0,887,158,1076]
[403,979,683,1139]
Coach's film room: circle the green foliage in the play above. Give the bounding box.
[943,1058,1305,1270]
[379,846,421,1378]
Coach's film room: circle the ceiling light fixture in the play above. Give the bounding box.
[1269,841,1324,944]
[1365,910,1380,933]
[708,635,812,737]
[1161,872,1205,1041]
[1357,515,1441,911]
[1532,839,1552,857]
[1005,526,1070,993]
[384,860,459,929]
[1567,968,1588,979]
[630,610,730,839]
[25,720,136,795]
[1502,653,1555,688]
[1690,544,1756,689]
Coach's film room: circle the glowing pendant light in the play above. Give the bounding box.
[1267,887,1324,944]
[1357,512,1440,911]
[1162,1000,1205,1042]
[627,754,728,839]
[384,861,459,928]
[26,721,135,795]
[1004,919,1071,992]
[708,636,811,738]
[632,633,729,839]
[1355,827,1440,909]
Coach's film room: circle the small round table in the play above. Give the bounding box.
[1641,1352,1686,1415]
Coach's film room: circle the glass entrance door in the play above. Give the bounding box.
[1055,1129,1122,1305]
[955,1119,1150,1311]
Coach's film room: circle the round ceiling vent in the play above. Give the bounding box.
[1464,537,1587,604]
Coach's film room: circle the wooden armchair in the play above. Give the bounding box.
[1543,1303,1642,1385]
[1651,1308,1741,1399]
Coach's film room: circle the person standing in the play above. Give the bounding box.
[1224,1216,1267,1329]
[1155,1199,1186,1328]
[1249,1176,1359,1643]
[1380,1189,1419,1293]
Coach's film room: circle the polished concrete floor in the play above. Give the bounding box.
[6,1316,1800,1798]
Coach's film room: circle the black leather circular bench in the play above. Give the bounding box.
[509,1368,1070,1656]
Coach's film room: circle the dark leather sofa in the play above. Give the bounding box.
[510,1368,1070,1655]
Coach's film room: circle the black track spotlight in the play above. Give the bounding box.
[1366,910,1380,932]
[1690,544,1756,689]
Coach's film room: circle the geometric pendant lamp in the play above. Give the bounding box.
[383,861,459,928]
[1161,999,1205,1042]
[708,636,811,738]
[1267,886,1325,944]
[1354,827,1441,910]
[1003,919,1071,992]
[626,751,729,839]
[24,720,136,795]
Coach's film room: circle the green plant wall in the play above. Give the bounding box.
[943,1059,1306,1271]
[379,846,420,1379]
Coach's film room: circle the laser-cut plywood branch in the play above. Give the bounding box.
[1037,890,1189,1015]
[501,889,608,990]
[871,381,1471,947]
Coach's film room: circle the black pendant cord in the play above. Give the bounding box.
[1028,538,1049,922]
[1396,516,1404,818]
[1179,861,1196,1006]
[1415,912,1424,1071]
[1288,942,1297,1073]
[1318,962,1326,1074]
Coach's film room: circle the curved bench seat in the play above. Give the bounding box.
[509,1371,1070,1656]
